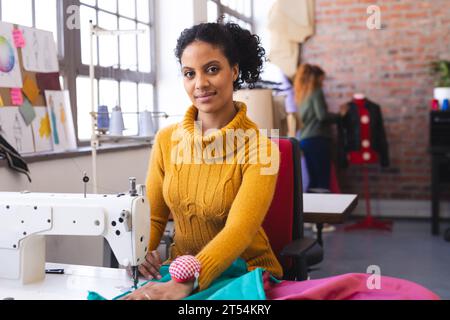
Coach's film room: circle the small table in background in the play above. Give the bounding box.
[303,193,359,245]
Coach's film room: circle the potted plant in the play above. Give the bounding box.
[431,60,450,107]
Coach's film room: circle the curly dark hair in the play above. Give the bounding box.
[175,22,266,90]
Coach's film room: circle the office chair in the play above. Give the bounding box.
[263,137,324,281]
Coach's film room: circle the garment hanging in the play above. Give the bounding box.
[337,98,389,168]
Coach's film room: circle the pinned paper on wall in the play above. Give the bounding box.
[0,107,35,154]
[31,106,53,153]
[20,26,59,73]
[19,97,36,126]
[44,90,76,152]
[12,28,25,48]
[10,88,23,105]
[0,22,23,88]
[0,94,4,107]
[22,75,40,104]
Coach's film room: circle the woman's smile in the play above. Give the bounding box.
[195,91,217,103]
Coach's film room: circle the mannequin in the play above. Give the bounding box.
[339,93,392,231]
[347,94,379,166]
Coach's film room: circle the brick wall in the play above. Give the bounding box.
[301,0,450,200]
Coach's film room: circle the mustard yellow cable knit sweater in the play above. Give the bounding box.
[145,102,283,290]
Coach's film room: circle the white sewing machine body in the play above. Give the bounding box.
[0,190,150,285]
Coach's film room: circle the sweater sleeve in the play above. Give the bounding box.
[195,138,280,290]
[145,130,171,252]
[313,89,339,123]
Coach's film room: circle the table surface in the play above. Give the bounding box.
[0,263,139,300]
[303,193,358,224]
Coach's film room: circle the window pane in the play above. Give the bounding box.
[98,0,117,13]
[118,0,136,19]
[137,23,151,72]
[98,11,118,68]
[120,82,138,136]
[77,76,98,140]
[99,79,119,109]
[136,0,150,23]
[80,5,98,65]
[138,83,153,111]
[244,0,252,17]
[80,0,96,6]
[2,0,33,27]
[35,0,58,45]
[207,1,218,23]
[119,18,137,71]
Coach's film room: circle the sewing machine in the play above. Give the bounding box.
[0,178,150,288]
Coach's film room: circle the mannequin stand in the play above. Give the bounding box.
[345,165,392,231]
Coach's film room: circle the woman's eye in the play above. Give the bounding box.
[184,71,195,79]
[207,66,219,73]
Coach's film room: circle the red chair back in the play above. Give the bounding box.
[263,138,301,268]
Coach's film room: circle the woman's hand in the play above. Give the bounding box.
[128,250,163,280]
[122,279,194,300]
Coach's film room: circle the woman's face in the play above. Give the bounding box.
[181,40,239,114]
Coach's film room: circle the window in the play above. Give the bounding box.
[207,0,253,31]
[75,0,156,139]
[0,0,60,50]
[0,0,156,144]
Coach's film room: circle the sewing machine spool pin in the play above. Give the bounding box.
[82,172,90,198]
[129,177,137,196]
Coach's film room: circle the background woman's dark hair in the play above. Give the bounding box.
[175,22,265,90]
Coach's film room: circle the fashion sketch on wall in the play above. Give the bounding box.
[20,26,59,73]
[44,90,76,152]
[0,107,35,154]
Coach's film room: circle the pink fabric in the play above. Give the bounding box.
[265,273,440,300]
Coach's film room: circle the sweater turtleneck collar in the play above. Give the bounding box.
[181,101,257,143]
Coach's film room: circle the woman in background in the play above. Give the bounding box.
[294,64,347,232]
[294,64,347,192]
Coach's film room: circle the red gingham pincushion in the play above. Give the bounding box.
[169,255,201,283]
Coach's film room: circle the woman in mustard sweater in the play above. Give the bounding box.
[125,22,282,300]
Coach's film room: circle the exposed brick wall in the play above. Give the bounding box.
[301,0,450,201]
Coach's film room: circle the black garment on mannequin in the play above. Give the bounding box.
[337,99,389,168]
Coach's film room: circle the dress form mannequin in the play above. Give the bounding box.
[347,95,379,165]
[345,93,392,232]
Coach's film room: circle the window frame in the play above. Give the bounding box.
[208,0,254,30]
[62,0,157,145]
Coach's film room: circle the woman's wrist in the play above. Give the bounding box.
[170,278,196,294]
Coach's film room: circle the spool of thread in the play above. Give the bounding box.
[431,99,440,111]
[442,99,449,111]
[97,105,110,133]
[109,106,125,136]
[139,111,155,137]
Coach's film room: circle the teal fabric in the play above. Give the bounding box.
[87,258,281,300]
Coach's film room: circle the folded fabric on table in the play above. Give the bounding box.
[88,259,440,301]
[264,273,440,300]
[88,258,276,300]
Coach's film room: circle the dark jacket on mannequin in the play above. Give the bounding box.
[337,99,389,168]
